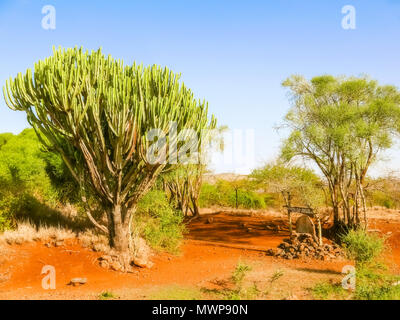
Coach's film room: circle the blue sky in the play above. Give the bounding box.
[1,0,400,174]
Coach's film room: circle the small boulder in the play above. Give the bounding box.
[110,261,122,272]
[69,278,87,286]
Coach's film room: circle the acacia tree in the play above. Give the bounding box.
[281,75,400,229]
[250,162,324,209]
[3,47,216,267]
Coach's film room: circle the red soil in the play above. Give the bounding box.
[0,212,399,299]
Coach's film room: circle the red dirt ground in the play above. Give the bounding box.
[0,211,399,299]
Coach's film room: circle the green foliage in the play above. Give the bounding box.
[369,179,400,209]
[199,181,266,209]
[4,46,216,251]
[281,75,400,227]
[0,129,87,232]
[98,291,118,300]
[250,162,323,208]
[0,130,54,230]
[135,190,185,253]
[226,262,259,300]
[341,229,385,266]
[311,282,348,300]
[312,230,400,300]
[149,286,202,300]
[270,270,284,283]
[0,130,51,193]
[311,267,400,300]
[232,262,252,286]
[354,267,400,300]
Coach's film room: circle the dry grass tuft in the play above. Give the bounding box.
[0,222,76,245]
[78,229,110,253]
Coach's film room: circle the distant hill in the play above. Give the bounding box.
[203,173,248,184]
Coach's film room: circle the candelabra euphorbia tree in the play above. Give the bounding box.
[3,47,216,267]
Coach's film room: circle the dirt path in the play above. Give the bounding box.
[0,212,398,300]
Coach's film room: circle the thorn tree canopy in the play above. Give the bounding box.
[281,75,400,229]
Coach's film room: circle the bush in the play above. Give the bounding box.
[371,190,397,209]
[135,190,185,253]
[0,129,83,231]
[341,229,385,267]
[229,190,266,209]
[311,230,400,300]
[312,267,400,300]
[199,181,266,209]
[354,266,400,300]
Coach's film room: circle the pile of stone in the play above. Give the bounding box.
[266,233,344,261]
[98,254,126,272]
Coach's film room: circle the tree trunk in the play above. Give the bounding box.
[191,196,200,218]
[108,204,132,270]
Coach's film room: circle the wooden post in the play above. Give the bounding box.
[317,216,322,246]
[287,192,293,237]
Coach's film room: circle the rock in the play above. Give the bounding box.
[132,257,154,269]
[69,278,87,286]
[246,228,253,233]
[266,249,275,256]
[296,215,316,236]
[99,255,113,263]
[99,260,109,269]
[132,237,153,269]
[206,217,214,224]
[54,240,64,247]
[273,232,343,261]
[110,261,122,271]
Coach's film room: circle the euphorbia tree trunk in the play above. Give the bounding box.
[4,47,216,270]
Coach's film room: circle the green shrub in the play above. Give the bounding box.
[371,190,397,209]
[311,267,400,300]
[98,291,118,300]
[135,190,185,253]
[311,230,399,300]
[229,190,266,209]
[0,129,83,231]
[206,261,260,300]
[354,267,400,300]
[199,182,266,209]
[311,282,347,300]
[0,195,15,231]
[341,229,385,267]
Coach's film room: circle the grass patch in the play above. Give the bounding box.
[203,261,261,300]
[270,270,284,283]
[98,291,118,300]
[312,230,400,300]
[149,286,203,300]
[311,281,349,300]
